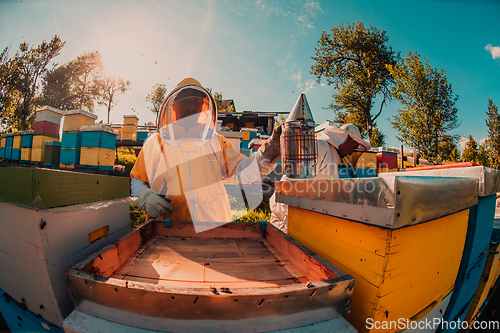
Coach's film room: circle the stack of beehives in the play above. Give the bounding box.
[31,106,63,163]
[60,110,97,169]
[79,124,117,171]
[122,115,138,141]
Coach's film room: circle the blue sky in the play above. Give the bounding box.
[1,0,499,149]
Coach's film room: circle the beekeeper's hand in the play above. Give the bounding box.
[260,125,282,162]
[138,188,174,218]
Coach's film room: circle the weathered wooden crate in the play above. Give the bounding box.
[65,220,354,332]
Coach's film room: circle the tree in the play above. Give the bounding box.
[477,144,491,167]
[206,88,235,113]
[369,125,385,147]
[388,51,460,164]
[462,135,478,163]
[0,47,21,131]
[485,99,500,169]
[438,135,460,163]
[70,51,103,112]
[1,36,65,130]
[97,74,131,123]
[449,147,461,162]
[310,22,399,142]
[146,83,167,127]
[38,64,76,110]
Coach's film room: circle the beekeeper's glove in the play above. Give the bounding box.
[138,187,174,218]
[259,125,282,163]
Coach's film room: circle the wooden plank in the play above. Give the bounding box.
[153,221,264,239]
[83,246,120,277]
[116,229,143,267]
[205,261,293,283]
[266,225,337,282]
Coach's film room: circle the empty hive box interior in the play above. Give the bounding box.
[81,221,339,289]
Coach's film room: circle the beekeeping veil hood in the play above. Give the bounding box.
[158,78,216,141]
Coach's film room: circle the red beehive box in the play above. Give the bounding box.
[376,147,399,169]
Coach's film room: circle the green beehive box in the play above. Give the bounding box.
[44,140,62,166]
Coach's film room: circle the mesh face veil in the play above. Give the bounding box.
[158,84,216,141]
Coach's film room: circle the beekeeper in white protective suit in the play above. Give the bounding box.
[270,123,371,233]
[130,78,281,232]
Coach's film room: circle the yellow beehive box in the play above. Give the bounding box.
[80,147,115,167]
[32,135,58,149]
[122,124,137,141]
[123,115,139,126]
[63,109,97,132]
[13,133,22,149]
[121,131,137,141]
[352,150,377,169]
[1,136,6,148]
[59,163,77,169]
[31,147,44,162]
[377,167,399,175]
[288,206,469,333]
[21,148,32,161]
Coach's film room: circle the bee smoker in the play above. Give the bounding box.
[280,93,317,179]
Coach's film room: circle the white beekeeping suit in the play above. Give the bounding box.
[130,78,282,232]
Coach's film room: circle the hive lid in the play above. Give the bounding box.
[63,109,98,119]
[80,124,116,134]
[36,105,64,115]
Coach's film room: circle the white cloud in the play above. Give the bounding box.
[302,79,315,94]
[459,136,468,151]
[485,44,500,59]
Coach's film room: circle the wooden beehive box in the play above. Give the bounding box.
[66,220,354,332]
[62,110,97,132]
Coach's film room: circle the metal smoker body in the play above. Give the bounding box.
[281,94,317,179]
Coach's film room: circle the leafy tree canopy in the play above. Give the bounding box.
[206,88,235,113]
[462,135,478,163]
[388,51,460,164]
[1,35,65,131]
[311,21,399,142]
[146,83,167,127]
[485,99,500,169]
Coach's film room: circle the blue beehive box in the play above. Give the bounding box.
[137,130,149,142]
[4,148,12,160]
[60,148,81,165]
[6,136,13,148]
[80,125,116,150]
[11,148,21,161]
[62,132,82,149]
[21,132,34,148]
[0,148,4,159]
